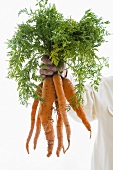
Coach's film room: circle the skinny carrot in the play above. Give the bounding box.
[53,73,71,153]
[26,83,43,154]
[55,100,64,157]
[38,76,56,157]
[33,113,41,150]
[62,77,91,137]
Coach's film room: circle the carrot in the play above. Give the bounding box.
[26,74,91,157]
[38,76,56,157]
[55,99,64,157]
[53,73,71,153]
[33,113,41,150]
[26,83,43,154]
[62,77,91,137]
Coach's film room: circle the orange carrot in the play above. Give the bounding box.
[55,100,64,157]
[26,74,91,157]
[53,73,71,153]
[38,76,56,157]
[33,113,41,150]
[26,83,43,154]
[62,77,91,137]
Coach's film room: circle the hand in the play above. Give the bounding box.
[40,55,67,79]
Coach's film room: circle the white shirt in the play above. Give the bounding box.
[68,76,113,170]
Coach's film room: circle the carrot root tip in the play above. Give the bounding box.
[90,131,92,139]
[47,152,52,157]
[26,149,30,154]
[26,144,30,154]
[63,140,70,154]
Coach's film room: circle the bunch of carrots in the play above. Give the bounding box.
[26,72,91,157]
[6,0,110,158]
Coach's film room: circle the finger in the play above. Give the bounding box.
[48,65,59,72]
[40,68,54,76]
[40,64,59,72]
[41,56,52,65]
[41,74,46,79]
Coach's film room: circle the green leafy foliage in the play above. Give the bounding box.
[7,0,110,105]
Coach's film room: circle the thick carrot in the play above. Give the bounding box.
[55,100,64,157]
[38,76,56,157]
[26,83,43,154]
[53,73,71,153]
[62,77,91,137]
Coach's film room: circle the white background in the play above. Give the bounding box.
[0,0,113,170]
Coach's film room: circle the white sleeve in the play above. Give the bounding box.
[82,85,97,121]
